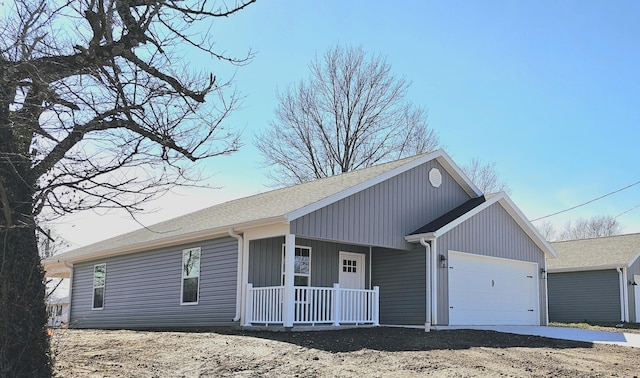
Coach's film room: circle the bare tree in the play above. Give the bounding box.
[38,227,71,303]
[461,158,511,195]
[0,0,254,375]
[38,226,70,259]
[535,220,558,242]
[558,215,623,241]
[256,45,440,185]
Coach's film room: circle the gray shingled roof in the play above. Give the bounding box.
[47,153,429,263]
[548,233,640,271]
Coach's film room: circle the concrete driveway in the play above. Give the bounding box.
[439,325,640,348]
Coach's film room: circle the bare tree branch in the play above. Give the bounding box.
[461,158,511,195]
[256,45,440,186]
[0,0,255,375]
[558,215,623,241]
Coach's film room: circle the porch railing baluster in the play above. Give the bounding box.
[245,284,379,327]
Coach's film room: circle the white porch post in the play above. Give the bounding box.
[283,234,296,327]
[332,283,341,326]
[240,237,250,326]
[372,286,380,326]
[243,283,253,327]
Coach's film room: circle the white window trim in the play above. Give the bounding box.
[92,263,106,310]
[281,244,311,286]
[181,247,201,305]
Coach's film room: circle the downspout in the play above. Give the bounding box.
[229,229,243,322]
[419,238,432,332]
[622,267,630,322]
[616,267,627,322]
[431,238,438,325]
[543,264,549,326]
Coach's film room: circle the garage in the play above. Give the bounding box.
[448,251,540,326]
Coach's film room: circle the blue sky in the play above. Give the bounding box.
[56,1,640,247]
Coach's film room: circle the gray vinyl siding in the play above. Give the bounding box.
[547,270,621,322]
[70,237,238,328]
[371,244,426,325]
[627,257,640,322]
[435,202,547,325]
[248,237,284,287]
[290,160,471,251]
[248,237,370,288]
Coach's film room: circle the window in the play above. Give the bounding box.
[282,246,311,286]
[92,263,106,309]
[181,248,201,304]
[342,258,357,273]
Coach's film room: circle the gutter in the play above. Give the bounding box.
[228,229,243,322]
[50,216,288,266]
[548,264,630,274]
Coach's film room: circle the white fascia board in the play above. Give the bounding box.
[434,152,483,198]
[431,194,503,237]
[494,194,558,258]
[285,149,482,222]
[627,251,640,268]
[547,251,640,273]
[46,216,288,266]
[548,265,626,273]
[405,233,436,243]
[44,262,72,278]
[243,223,291,241]
[415,192,557,259]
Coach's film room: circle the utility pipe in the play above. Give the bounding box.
[228,229,244,322]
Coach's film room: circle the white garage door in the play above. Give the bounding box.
[448,251,539,326]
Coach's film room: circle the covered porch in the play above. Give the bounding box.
[237,228,381,328]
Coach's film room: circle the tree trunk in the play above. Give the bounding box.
[0,107,52,375]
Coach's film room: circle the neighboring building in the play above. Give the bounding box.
[548,233,640,323]
[44,150,556,330]
[46,296,69,327]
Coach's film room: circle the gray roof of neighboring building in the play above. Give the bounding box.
[47,151,474,265]
[548,233,640,272]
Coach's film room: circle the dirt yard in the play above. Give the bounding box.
[52,327,640,377]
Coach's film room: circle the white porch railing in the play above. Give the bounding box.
[245,284,379,326]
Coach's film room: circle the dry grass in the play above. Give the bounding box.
[550,321,640,334]
[52,327,640,377]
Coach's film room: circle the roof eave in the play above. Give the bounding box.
[403,193,558,259]
[548,264,628,273]
[404,232,436,243]
[494,194,558,259]
[43,261,72,278]
[44,215,289,267]
[286,150,483,222]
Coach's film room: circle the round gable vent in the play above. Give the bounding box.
[429,168,442,188]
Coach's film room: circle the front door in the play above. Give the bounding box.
[338,252,365,289]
